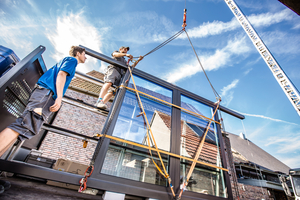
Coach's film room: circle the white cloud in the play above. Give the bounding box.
[280,155,300,169]
[183,9,293,39]
[0,9,5,16]
[110,11,175,45]
[247,9,293,27]
[239,112,299,126]
[243,68,253,75]
[46,11,105,73]
[184,19,238,39]
[221,79,239,96]
[26,0,39,13]
[261,30,300,55]
[264,127,300,168]
[220,79,239,106]
[0,14,36,53]
[265,135,300,154]
[165,36,250,83]
[99,61,108,73]
[247,122,270,139]
[292,22,300,30]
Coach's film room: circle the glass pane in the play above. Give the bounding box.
[101,145,168,186]
[101,75,172,185]
[292,175,300,196]
[219,111,244,135]
[180,95,227,197]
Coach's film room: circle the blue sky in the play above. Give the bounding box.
[1,0,300,168]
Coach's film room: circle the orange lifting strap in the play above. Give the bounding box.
[126,60,176,197]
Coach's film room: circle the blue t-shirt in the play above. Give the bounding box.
[37,57,78,99]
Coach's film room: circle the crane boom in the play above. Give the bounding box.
[224,0,300,116]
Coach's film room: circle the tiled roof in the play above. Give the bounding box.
[155,111,218,165]
[69,70,103,94]
[87,70,104,80]
[128,84,172,103]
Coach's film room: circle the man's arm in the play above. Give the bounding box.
[112,52,133,59]
[49,71,68,112]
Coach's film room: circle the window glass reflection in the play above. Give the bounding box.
[112,89,172,151]
[101,75,172,185]
[180,95,227,197]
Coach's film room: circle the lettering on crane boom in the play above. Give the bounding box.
[224,0,300,114]
[255,40,300,111]
[226,0,258,41]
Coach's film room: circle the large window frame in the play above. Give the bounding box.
[90,60,243,199]
[0,46,245,200]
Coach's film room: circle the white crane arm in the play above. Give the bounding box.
[224,0,300,116]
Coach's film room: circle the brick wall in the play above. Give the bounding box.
[39,89,108,165]
[39,89,164,185]
[237,183,272,200]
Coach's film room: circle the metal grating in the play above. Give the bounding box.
[3,79,32,118]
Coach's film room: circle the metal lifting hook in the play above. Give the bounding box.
[182,8,187,29]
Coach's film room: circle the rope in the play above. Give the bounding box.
[133,29,184,59]
[184,30,220,100]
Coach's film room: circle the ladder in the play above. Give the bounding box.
[224,0,300,116]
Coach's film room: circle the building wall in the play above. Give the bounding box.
[149,111,171,152]
[237,183,272,200]
[222,135,278,200]
[39,89,107,165]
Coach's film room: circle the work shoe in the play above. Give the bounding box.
[96,101,107,110]
[0,180,11,190]
[0,185,4,194]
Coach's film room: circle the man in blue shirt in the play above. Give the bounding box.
[0,46,86,158]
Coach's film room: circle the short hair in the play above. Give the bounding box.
[69,46,85,57]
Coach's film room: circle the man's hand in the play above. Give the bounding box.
[126,54,133,59]
[138,56,144,61]
[49,97,62,112]
[132,56,144,68]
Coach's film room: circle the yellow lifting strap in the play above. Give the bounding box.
[93,133,228,172]
[126,64,176,197]
[118,85,221,125]
[177,100,221,199]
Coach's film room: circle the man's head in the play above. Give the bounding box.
[69,46,86,64]
[119,46,130,53]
